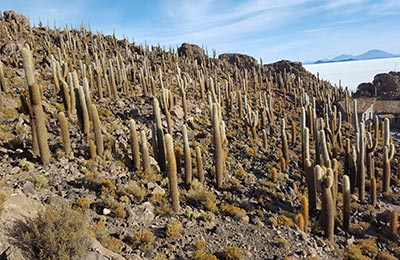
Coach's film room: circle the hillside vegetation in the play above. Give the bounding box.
[0,11,399,260]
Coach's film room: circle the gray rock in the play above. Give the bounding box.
[128,202,155,225]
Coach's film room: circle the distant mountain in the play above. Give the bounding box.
[306,49,400,64]
[354,49,397,60]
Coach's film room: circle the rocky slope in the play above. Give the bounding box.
[0,10,399,260]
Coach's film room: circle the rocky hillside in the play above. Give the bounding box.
[353,71,400,99]
[0,10,399,260]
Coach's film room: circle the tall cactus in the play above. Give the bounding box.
[165,133,179,213]
[357,121,366,201]
[370,176,377,207]
[22,47,51,165]
[182,125,192,188]
[129,119,141,170]
[343,175,351,231]
[321,170,335,240]
[383,118,395,193]
[212,103,224,188]
[29,83,51,165]
[305,159,316,210]
[196,146,204,184]
[91,104,103,157]
[281,118,289,163]
[58,112,71,157]
[0,61,8,93]
[140,130,151,174]
[153,98,166,173]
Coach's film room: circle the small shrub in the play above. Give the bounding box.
[125,182,147,202]
[275,236,291,249]
[192,250,218,260]
[30,175,49,190]
[101,235,125,254]
[343,238,378,260]
[186,181,217,212]
[222,247,244,260]
[195,240,206,250]
[21,205,90,260]
[276,214,295,227]
[220,204,247,222]
[75,197,91,209]
[90,216,107,239]
[166,219,183,238]
[129,229,156,250]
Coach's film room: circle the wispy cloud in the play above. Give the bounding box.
[1,0,399,62]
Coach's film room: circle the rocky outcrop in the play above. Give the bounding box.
[353,71,400,99]
[219,53,258,70]
[178,43,205,63]
[266,60,309,78]
[3,11,29,26]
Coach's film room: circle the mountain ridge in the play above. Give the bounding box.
[306,49,400,64]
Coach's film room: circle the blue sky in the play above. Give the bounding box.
[2,0,400,63]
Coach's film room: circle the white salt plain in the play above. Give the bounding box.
[304,57,400,92]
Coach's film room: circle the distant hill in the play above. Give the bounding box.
[306,49,400,64]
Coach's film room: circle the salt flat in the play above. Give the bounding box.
[304,57,400,92]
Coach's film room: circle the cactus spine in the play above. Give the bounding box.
[165,133,179,213]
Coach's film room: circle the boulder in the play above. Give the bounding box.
[373,72,400,94]
[178,43,205,63]
[353,71,400,99]
[219,53,258,70]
